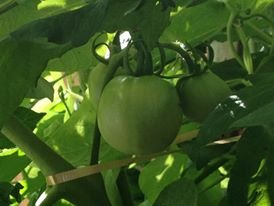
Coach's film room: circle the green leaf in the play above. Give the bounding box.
[26,77,54,101]
[21,166,45,202]
[254,0,274,11]
[161,1,229,45]
[226,0,257,12]
[10,183,23,202]
[0,38,68,129]
[0,148,30,181]
[39,98,96,166]
[139,153,188,204]
[0,0,89,39]
[197,75,274,147]
[0,135,13,149]
[102,169,123,206]
[154,178,198,206]
[211,59,247,81]
[197,170,226,206]
[14,107,46,130]
[226,0,274,13]
[231,102,274,128]
[46,34,107,72]
[10,2,107,47]
[0,182,13,205]
[227,127,269,205]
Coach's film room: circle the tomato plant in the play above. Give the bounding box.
[1,0,274,205]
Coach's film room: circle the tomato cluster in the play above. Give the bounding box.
[88,41,231,155]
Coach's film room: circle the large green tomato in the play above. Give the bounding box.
[177,71,232,122]
[97,75,182,155]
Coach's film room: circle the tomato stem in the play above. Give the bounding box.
[158,42,196,74]
[235,25,254,74]
[194,157,229,184]
[245,21,274,46]
[123,42,134,75]
[131,33,153,76]
[90,119,101,164]
[154,42,166,75]
[226,12,246,70]
[92,34,109,64]
[117,169,135,206]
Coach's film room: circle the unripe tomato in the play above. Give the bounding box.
[88,63,127,109]
[88,63,108,109]
[97,75,182,155]
[177,71,232,122]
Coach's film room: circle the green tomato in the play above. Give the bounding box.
[177,71,232,122]
[88,63,108,109]
[88,63,127,109]
[97,75,182,155]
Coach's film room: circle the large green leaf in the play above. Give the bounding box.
[10,2,106,47]
[154,178,198,206]
[0,0,88,39]
[185,73,274,167]
[0,38,68,129]
[197,75,274,146]
[139,153,188,204]
[161,1,229,45]
[231,102,274,128]
[46,34,107,72]
[227,127,269,205]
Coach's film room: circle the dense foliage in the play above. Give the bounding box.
[1,0,274,205]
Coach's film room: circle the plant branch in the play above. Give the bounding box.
[1,115,111,206]
[226,13,245,69]
[1,115,74,176]
[0,0,17,15]
[245,21,274,45]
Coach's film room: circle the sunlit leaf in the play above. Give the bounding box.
[139,153,188,204]
[39,98,96,166]
[161,1,229,45]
